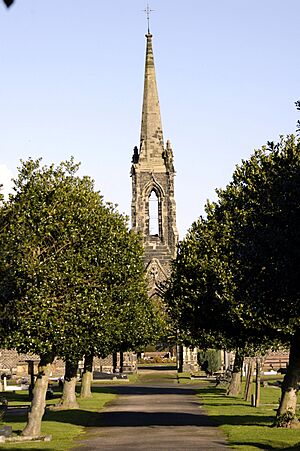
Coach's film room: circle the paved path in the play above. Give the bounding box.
[72,370,229,450]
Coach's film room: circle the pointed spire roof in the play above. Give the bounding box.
[139,32,164,165]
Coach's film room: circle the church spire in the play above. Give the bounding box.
[139,32,164,163]
[131,29,179,289]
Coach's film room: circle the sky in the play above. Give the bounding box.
[0,0,299,237]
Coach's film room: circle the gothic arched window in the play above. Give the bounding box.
[149,190,159,236]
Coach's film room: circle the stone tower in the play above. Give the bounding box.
[131,31,179,296]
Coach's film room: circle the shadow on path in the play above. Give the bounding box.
[30,409,271,429]
[42,410,214,428]
[92,384,196,396]
[138,365,177,371]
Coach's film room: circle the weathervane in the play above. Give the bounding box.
[143,3,154,34]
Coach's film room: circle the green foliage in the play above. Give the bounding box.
[164,203,270,353]
[144,345,156,352]
[198,349,222,375]
[215,134,300,339]
[0,158,160,360]
[165,129,300,353]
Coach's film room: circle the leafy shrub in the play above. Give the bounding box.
[198,349,222,375]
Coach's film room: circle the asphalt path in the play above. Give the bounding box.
[72,369,229,450]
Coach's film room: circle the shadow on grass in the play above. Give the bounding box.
[1,391,31,403]
[202,402,251,407]
[211,413,274,427]
[1,390,62,403]
[3,413,27,422]
[195,387,227,395]
[46,408,100,428]
[0,449,43,451]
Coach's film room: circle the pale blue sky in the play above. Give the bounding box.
[0,0,299,236]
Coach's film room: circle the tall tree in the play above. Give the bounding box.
[165,214,271,396]
[0,158,159,436]
[170,129,300,424]
[214,134,300,425]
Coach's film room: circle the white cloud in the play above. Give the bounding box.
[0,164,14,200]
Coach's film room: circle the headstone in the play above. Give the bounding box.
[0,425,12,437]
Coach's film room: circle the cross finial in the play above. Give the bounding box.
[143,3,154,34]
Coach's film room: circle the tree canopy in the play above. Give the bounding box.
[167,132,300,341]
[0,158,159,359]
[0,157,160,435]
[166,129,300,414]
[214,134,300,338]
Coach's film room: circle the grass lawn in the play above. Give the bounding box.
[3,371,299,450]
[1,386,116,450]
[197,382,300,450]
[92,372,139,385]
[137,369,177,384]
[177,371,214,385]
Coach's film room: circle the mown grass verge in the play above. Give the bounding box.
[177,371,214,385]
[197,382,300,450]
[137,369,177,384]
[1,387,117,450]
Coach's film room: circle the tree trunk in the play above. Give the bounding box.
[254,358,261,407]
[119,351,124,373]
[112,352,117,373]
[21,353,54,437]
[277,330,300,427]
[177,345,183,373]
[58,360,79,409]
[227,349,243,396]
[80,353,93,399]
[244,359,254,401]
